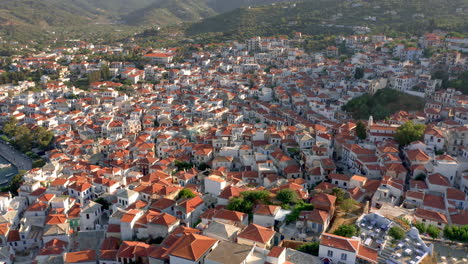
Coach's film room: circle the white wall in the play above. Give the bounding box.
[253,214,275,228]
[318,245,357,264]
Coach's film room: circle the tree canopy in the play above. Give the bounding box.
[443,225,468,243]
[0,170,26,196]
[354,67,364,79]
[355,121,367,140]
[394,121,426,146]
[333,224,358,238]
[1,117,54,152]
[426,225,440,239]
[297,242,319,256]
[339,198,357,213]
[342,88,425,120]
[285,201,314,223]
[226,190,271,214]
[389,226,406,240]
[276,188,299,204]
[177,188,196,200]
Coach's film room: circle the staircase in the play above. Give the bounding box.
[377,246,394,264]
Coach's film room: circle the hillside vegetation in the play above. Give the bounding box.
[124,0,217,26]
[0,0,289,41]
[187,0,468,38]
[342,88,426,120]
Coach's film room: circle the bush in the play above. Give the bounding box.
[334,224,358,238]
[394,121,426,146]
[174,160,194,171]
[426,225,440,239]
[413,221,426,234]
[339,198,357,213]
[443,225,468,243]
[331,188,345,203]
[285,201,314,223]
[227,190,271,214]
[276,188,299,204]
[297,242,319,256]
[389,226,406,240]
[177,188,196,199]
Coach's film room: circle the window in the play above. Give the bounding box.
[327,250,333,257]
[341,253,347,260]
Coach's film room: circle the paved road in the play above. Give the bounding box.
[0,141,32,171]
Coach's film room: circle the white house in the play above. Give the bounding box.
[80,201,102,231]
[204,176,227,196]
[319,233,378,264]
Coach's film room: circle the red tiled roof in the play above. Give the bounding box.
[427,173,450,187]
[213,209,247,222]
[446,188,466,201]
[117,241,151,259]
[423,194,446,211]
[357,244,378,263]
[329,173,350,181]
[237,224,275,244]
[267,246,285,257]
[415,208,448,224]
[320,233,359,252]
[167,233,217,261]
[254,204,280,216]
[450,210,468,226]
[64,250,96,263]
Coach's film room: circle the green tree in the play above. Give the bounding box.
[354,67,364,79]
[94,197,111,210]
[394,121,426,146]
[177,188,196,199]
[285,201,314,223]
[14,126,33,152]
[1,117,17,137]
[33,127,54,149]
[0,170,26,196]
[432,70,449,88]
[443,225,468,243]
[389,226,406,240]
[174,160,194,171]
[339,198,357,213]
[334,224,358,238]
[227,190,271,214]
[426,225,440,239]
[297,242,319,256]
[197,163,210,171]
[276,188,299,204]
[331,188,345,204]
[355,121,367,140]
[242,190,270,204]
[227,197,254,214]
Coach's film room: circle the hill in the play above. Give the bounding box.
[342,88,426,120]
[186,0,468,38]
[123,0,290,26]
[124,0,217,26]
[0,0,289,41]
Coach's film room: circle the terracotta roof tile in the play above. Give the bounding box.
[237,224,275,244]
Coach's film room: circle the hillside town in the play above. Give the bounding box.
[0,31,467,264]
